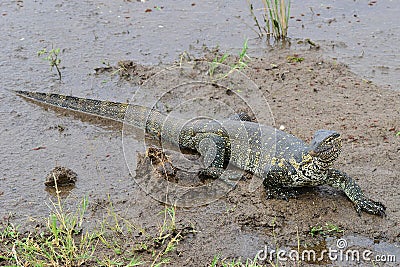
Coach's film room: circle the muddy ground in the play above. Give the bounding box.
[2,48,399,266]
[129,50,400,266]
[119,49,400,265]
[1,1,399,266]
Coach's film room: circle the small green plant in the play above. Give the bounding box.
[209,53,230,76]
[247,0,291,40]
[396,131,400,136]
[209,38,250,79]
[237,38,250,69]
[269,217,280,267]
[310,223,344,237]
[158,206,177,235]
[310,225,323,237]
[38,46,62,80]
[287,55,304,63]
[0,221,19,241]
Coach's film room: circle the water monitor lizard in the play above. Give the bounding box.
[15,90,386,216]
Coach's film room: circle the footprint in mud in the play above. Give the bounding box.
[44,166,78,187]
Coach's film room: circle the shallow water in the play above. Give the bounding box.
[1,1,398,93]
[288,0,400,90]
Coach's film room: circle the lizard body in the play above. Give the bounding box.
[15,90,386,216]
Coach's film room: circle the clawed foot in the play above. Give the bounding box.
[355,198,386,217]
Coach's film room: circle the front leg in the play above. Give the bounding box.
[326,169,386,216]
[263,164,299,201]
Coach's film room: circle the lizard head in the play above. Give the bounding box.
[308,130,342,164]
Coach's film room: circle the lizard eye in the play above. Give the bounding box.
[309,131,342,163]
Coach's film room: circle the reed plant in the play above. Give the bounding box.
[248,0,291,40]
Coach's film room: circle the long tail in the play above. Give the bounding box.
[15,90,129,122]
[15,90,168,137]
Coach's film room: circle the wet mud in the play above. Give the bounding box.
[1,1,399,266]
[128,52,400,266]
[4,50,399,266]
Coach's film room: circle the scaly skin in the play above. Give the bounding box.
[15,90,386,216]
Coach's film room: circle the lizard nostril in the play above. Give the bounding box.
[309,150,318,157]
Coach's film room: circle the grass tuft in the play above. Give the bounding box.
[0,178,96,266]
[247,0,291,40]
[0,177,190,266]
[210,255,265,267]
[208,38,250,80]
[265,0,291,40]
[150,205,181,267]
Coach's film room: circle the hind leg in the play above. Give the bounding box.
[194,133,242,184]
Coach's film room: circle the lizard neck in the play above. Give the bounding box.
[295,154,332,185]
[312,156,333,171]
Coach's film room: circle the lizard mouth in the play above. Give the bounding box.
[309,147,331,157]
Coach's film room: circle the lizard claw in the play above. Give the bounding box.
[355,198,386,217]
